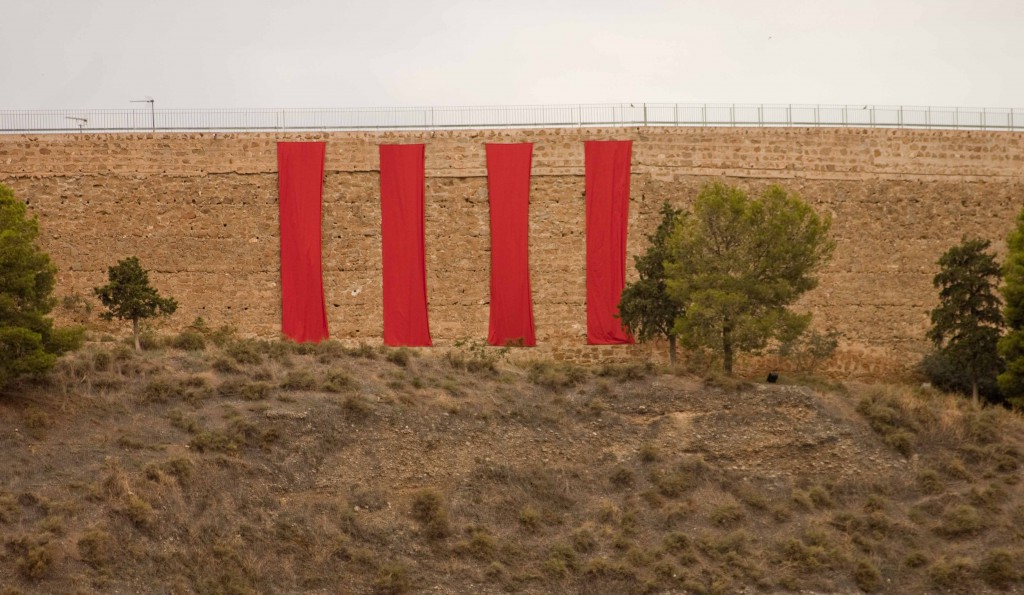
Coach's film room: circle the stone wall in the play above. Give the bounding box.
[2,127,1023,378]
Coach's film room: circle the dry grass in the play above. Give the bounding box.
[0,341,1022,593]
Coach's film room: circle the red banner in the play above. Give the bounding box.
[277,142,329,343]
[486,143,536,346]
[380,144,432,346]
[585,140,635,345]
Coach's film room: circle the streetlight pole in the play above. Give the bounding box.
[130,97,155,132]
[65,116,87,133]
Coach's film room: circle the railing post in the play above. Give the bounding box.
[982,107,987,129]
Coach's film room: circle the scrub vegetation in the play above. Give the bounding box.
[1,331,1022,594]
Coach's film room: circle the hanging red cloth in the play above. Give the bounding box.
[486,143,536,346]
[379,144,432,346]
[585,140,635,345]
[277,141,329,343]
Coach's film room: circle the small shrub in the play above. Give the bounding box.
[597,362,653,380]
[14,539,55,580]
[609,466,634,488]
[856,391,919,456]
[572,527,597,553]
[651,469,689,498]
[226,340,263,365]
[37,515,64,536]
[518,506,542,532]
[373,562,411,595]
[123,495,155,529]
[218,378,272,401]
[543,543,579,577]
[936,504,984,538]
[77,529,113,568]
[446,339,510,374]
[144,376,211,404]
[527,361,586,390]
[917,469,945,494]
[582,558,638,588]
[385,348,413,367]
[456,526,497,560]
[978,548,1020,588]
[211,356,238,373]
[808,485,834,508]
[904,551,928,568]
[169,330,206,351]
[161,457,194,482]
[662,532,691,553]
[929,557,974,589]
[92,350,112,371]
[341,395,373,420]
[639,443,661,463]
[322,369,353,392]
[710,501,745,527]
[23,408,51,439]
[0,492,18,523]
[853,558,882,592]
[940,456,971,480]
[342,342,375,359]
[280,369,318,391]
[410,489,450,539]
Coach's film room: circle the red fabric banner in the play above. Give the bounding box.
[585,140,635,345]
[486,143,536,346]
[380,144,432,346]
[277,141,329,343]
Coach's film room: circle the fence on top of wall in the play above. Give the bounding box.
[1,103,1022,134]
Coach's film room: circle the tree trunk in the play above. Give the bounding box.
[668,335,677,365]
[971,369,980,405]
[722,324,734,376]
[133,318,141,352]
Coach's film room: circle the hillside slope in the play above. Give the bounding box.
[1,340,1022,594]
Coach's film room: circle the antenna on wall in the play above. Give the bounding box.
[65,116,87,133]
[130,96,155,132]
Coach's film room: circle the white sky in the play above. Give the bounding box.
[2,0,1022,109]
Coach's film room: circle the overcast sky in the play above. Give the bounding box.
[2,0,1022,110]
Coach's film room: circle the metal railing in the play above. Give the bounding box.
[2,103,1022,134]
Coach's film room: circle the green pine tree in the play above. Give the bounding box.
[0,184,83,388]
[665,183,835,375]
[998,208,1024,407]
[94,257,178,351]
[618,202,685,363]
[923,238,1004,403]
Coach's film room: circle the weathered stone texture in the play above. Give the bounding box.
[2,127,1022,378]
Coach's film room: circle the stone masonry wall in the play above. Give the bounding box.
[2,127,1023,378]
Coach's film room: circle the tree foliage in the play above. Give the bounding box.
[998,208,1024,407]
[618,202,685,363]
[665,183,835,375]
[94,257,177,351]
[0,184,82,388]
[923,238,1004,403]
